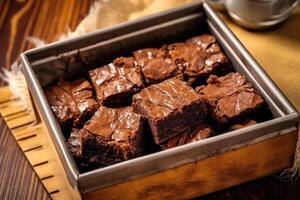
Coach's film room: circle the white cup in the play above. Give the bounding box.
[208,0,299,29]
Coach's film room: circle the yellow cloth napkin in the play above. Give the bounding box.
[222,7,300,112]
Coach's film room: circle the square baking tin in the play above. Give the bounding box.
[21,1,299,198]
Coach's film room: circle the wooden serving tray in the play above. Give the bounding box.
[0,85,297,199]
[0,86,80,200]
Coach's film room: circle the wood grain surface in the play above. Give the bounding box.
[0,0,93,69]
[1,0,300,199]
[0,116,50,199]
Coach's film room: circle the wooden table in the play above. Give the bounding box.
[0,116,50,199]
[1,0,300,199]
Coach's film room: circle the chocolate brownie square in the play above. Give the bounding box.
[67,128,84,161]
[45,79,99,136]
[133,48,178,85]
[67,128,104,172]
[79,106,144,167]
[186,34,220,52]
[161,122,214,150]
[133,78,207,144]
[67,128,89,171]
[89,57,144,106]
[196,73,264,128]
[168,34,231,86]
[230,119,257,131]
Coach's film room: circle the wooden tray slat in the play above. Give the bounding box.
[1,105,26,117]
[6,114,35,129]
[0,86,13,102]
[0,86,81,200]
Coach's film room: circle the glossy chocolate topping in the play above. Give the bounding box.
[133,48,165,66]
[197,72,264,122]
[187,35,222,55]
[186,34,217,49]
[205,53,228,71]
[67,128,84,159]
[168,35,230,85]
[45,79,99,127]
[230,119,257,131]
[133,48,177,84]
[197,73,258,102]
[168,43,207,76]
[133,78,203,119]
[89,57,144,105]
[83,106,143,142]
[162,122,214,149]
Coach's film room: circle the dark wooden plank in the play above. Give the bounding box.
[0,0,93,69]
[0,116,50,199]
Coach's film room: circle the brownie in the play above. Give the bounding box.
[196,73,264,128]
[161,122,214,150]
[67,128,103,172]
[230,119,257,131]
[89,57,144,106]
[67,128,90,171]
[44,79,99,136]
[186,34,219,51]
[78,106,144,167]
[133,48,178,85]
[132,78,207,144]
[67,128,84,160]
[168,34,231,86]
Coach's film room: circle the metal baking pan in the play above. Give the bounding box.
[21,1,299,194]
